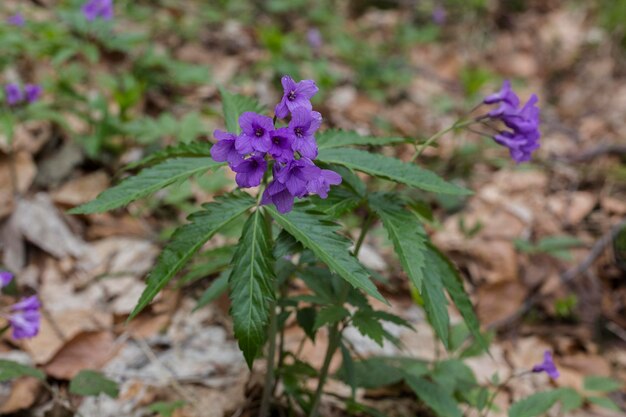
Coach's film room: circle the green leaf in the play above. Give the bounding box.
[314,306,350,330]
[229,209,276,368]
[70,157,222,214]
[194,270,230,311]
[317,148,471,195]
[508,390,560,417]
[296,307,317,340]
[337,357,405,389]
[422,252,450,349]
[405,376,462,417]
[369,193,428,292]
[219,87,265,134]
[587,396,621,412]
[430,245,487,352]
[317,129,406,149]
[584,376,623,392]
[352,310,385,346]
[311,186,363,218]
[268,205,386,303]
[69,370,119,398]
[0,360,45,382]
[130,193,254,319]
[556,388,583,413]
[147,401,186,417]
[124,142,213,170]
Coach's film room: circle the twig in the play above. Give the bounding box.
[561,144,626,163]
[489,220,626,330]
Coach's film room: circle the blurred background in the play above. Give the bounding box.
[0,0,625,416]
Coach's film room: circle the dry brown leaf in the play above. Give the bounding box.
[0,377,42,414]
[546,191,597,226]
[44,331,116,379]
[0,152,37,219]
[52,171,109,206]
[476,280,527,326]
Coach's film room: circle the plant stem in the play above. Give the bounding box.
[308,325,341,417]
[259,302,278,417]
[410,118,475,163]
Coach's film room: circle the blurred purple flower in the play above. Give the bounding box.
[5,84,23,106]
[307,169,342,199]
[9,295,41,340]
[261,180,295,214]
[483,80,541,163]
[288,108,322,159]
[82,0,114,22]
[232,155,267,188]
[532,350,559,379]
[307,28,323,50]
[432,5,447,25]
[7,14,26,27]
[0,271,13,288]
[235,112,274,154]
[211,130,243,166]
[275,75,318,119]
[24,84,42,103]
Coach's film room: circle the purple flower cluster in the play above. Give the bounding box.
[483,80,541,163]
[82,0,114,21]
[0,271,41,340]
[4,83,42,106]
[532,350,559,380]
[211,76,341,213]
[7,14,26,27]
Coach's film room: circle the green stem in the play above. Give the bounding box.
[259,301,278,417]
[308,325,341,417]
[410,119,475,163]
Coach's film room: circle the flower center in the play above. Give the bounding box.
[288,90,297,101]
[294,127,304,138]
[255,128,264,137]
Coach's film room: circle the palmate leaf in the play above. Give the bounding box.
[267,205,386,304]
[317,148,470,195]
[219,87,265,134]
[129,193,255,319]
[70,157,222,214]
[317,129,407,150]
[124,142,213,170]
[229,209,276,368]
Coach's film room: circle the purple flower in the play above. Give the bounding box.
[432,6,447,25]
[0,271,13,288]
[307,28,323,50]
[269,128,294,163]
[232,155,267,188]
[82,0,114,22]
[211,130,242,166]
[275,158,321,197]
[24,84,42,103]
[9,295,41,340]
[274,76,318,119]
[235,112,274,154]
[307,169,342,199]
[288,108,322,159]
[261,180,296,214]
[7,14,26,27]
[5,84,23,106]
[532,351,559,380]
[483,81,540,163]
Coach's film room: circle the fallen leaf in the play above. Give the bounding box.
[0,377,42,414]
[0,152,37,218]
[476,280,527,326]
[44,331,116,379]
[52,171,110,206]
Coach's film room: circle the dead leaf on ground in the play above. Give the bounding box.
[44,331,117,379]
[52,171,109,206]
[476,280,527,326]
[0,377,42,414]
[0,152,37,219]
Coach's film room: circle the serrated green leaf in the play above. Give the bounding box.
[508,390,560,417]
[311,186,363,217]
[337,357,405,389]
[229,209,276,368]
[194,270,230,311]
[124,142,213,170]
[422,252,450,349]
[556,388,583,412]
[219,87,265,134]
[584,376,623,392]
[69,370,119,398]
[587,396,621,412]
[405,375,462,417]
[70,157,222,214]
[352,310,385,346]
[429,244,488,352]
[317,129,406,149]
[0,360,45,382]
[296,307,317,340]
[268,205,386,303]
[314,306,350,330]
[369,193,428,292]
[317,148,471,195]
[129,193,254,319]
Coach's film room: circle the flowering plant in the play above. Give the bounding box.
[0,271,41,340]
